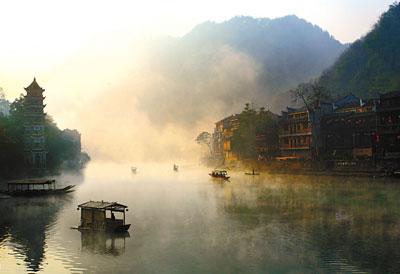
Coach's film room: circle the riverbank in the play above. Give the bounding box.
[214,159,398,179]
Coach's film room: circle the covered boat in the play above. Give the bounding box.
[77,201,131,232]
[209,170,230,179]
[0,179,75,197]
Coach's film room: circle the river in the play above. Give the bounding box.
[1,161,400,273]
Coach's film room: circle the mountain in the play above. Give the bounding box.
[319,3,400,98]
[137,15,346,126]
[185,15,346,94]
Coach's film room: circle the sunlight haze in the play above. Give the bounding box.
[0,0,395,160]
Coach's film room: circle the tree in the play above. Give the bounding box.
[291,81,331,111]
[231,103,257,159]
[0,94,25,176]
[0,94,87,177]
[231,104,280,160]
[196,131,212,155]
[0,88,5,100]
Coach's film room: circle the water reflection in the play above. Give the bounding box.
[80,231,130,256]
[0,196,70,272]
[222,174,400,273]
[1,163,400,273]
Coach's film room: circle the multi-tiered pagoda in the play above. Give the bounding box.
[23,78,47,170]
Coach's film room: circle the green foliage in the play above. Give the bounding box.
[0,95,25,176]
[319,3,400,97]
[232,103,279,159]
[0,115,24,175]
[0,96,85,178]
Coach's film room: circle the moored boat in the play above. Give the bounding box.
[0,179,75,197]
[77,201,131,232]
[173,164,179,172]
[131,167,137,173]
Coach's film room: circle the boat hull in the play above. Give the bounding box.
[0,185,75,197]
[208,174,230,180]
[113,224,131,232]
[78,224,131,233]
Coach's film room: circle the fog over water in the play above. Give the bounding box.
[1,162,400,273]
[1,2,399,273]
[46,38,266,162]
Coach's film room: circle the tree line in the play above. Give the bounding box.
[0,95,89,178]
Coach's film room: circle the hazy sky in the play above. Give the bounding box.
[0,0,393,97]
[0,0,395,160]
[0,0,393,69]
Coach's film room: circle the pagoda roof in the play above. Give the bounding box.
[24,78,45,96]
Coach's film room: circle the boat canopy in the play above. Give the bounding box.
[7,179,56,191]
[8,179,55,185]
[213,170,227,173]
[78,201,128,212]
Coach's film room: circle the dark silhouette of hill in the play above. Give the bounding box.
[137,15,345,126]
[183,15,345,94]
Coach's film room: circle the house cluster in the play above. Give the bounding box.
[210,91,400,172]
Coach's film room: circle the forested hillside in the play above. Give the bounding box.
[319,3,400,98]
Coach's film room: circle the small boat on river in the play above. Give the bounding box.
[209,170,230,180]
[76,201,131,232]
[173,164,179,172]
[131,167,137,173]
[0,179,75,197]
[245,169,260,175]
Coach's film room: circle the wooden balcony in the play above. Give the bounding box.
[280,145,310,150]
[279,130,311,138]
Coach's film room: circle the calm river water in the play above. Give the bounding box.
[1,161,400,274]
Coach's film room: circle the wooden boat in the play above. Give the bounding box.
[0,179,75,197]
[245,169,260,175]
[131,167,137,173]
[209,170,230,180]
[77,201,131,232]
[173,164,179,172]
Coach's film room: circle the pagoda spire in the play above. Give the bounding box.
[24,77,45,97]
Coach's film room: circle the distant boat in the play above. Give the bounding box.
[0,179,75,197]
[209,170,230,180]
[245,169,260,175]
[76,201,131,232]
[173,164,179,172]
[131,167,137,173]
